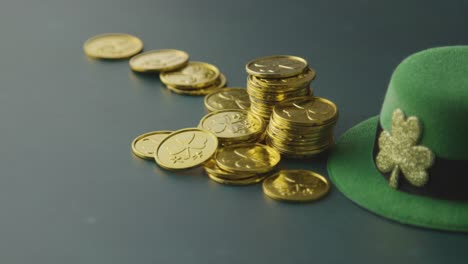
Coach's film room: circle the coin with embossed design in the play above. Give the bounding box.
[215,143,280,174]
[204,88,250,112]
[199,109,265,144]
[131,131,172,160]
[263,170,330,202]
[246,55,308,78]
[83,33,143,59]
[273,96,338,126]
[165,74,226,95]
[160,61,220,89]
[204,159,257,180]
[129,49,189,72]
[154,128,218,170]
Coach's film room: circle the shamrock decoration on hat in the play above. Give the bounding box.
[375,109,435,188]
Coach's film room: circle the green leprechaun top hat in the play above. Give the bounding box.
[327,46,468,232]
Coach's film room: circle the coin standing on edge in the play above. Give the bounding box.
[263,170,330,202]
[154,128,218,170]
[246,55,308,78]
[83,33,143,59]
[129,49,189,72]
[131,131,172,160]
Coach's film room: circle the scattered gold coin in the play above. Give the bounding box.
[131,131,172,160]
[245,55,308,78]
[129,49,189,72]
[215,143,281,174]
[83,33,143,59]
[199,109,265,145]
[154,128,218,170]
[204,88,250,112]
[263,170,330,202]
[160,61,220,89]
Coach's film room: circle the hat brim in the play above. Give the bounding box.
[327,116,468,232]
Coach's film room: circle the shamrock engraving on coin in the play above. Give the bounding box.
[215,143,280,174]
[131,131,172,160]
[160,61,220,88]
[83,33,143,59]
[199,110,265,140]
[263,170,330,202]
[275,96,338,125]
[204,88,250,112]
[129,49,189,72]
[155,128,218,170]
[246,55,308,78]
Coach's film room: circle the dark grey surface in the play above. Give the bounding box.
[0,0,467,263]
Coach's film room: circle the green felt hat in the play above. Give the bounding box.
[327,46,468,232]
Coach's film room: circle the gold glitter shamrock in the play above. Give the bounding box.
[376,109,435,188]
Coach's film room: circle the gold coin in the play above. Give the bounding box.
[166,74,226,95]
[199,109,265,142]
[273,96,338,126]
[131,131,172,160]
[154,128,218,170]
[204,159,256,180]
[251,68,316,88]
[245,55,308,78]
[263,170,330,202]
[160,61,220,88]
[204,88,250,112]
[207,172,267,185]
[215,143,280,174]
[129,49,189,72]
[83,33,143,59]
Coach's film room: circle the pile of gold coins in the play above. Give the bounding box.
[245,55,316,121]
[83,33,225,95]
[266,96,338,157]
[204,144,280,185]
[84,32,332,203]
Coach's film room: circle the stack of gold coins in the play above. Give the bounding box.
[199,109,265,145]
[160,61,226,95]
[266,96,338,157]
[204,88,250,112]
[245,55,316,121]
[204,143,281,185]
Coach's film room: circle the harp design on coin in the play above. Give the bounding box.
[167,133,208,163]
[232,149,269,169]
[209,113,255,134]
[283,102,332,121]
